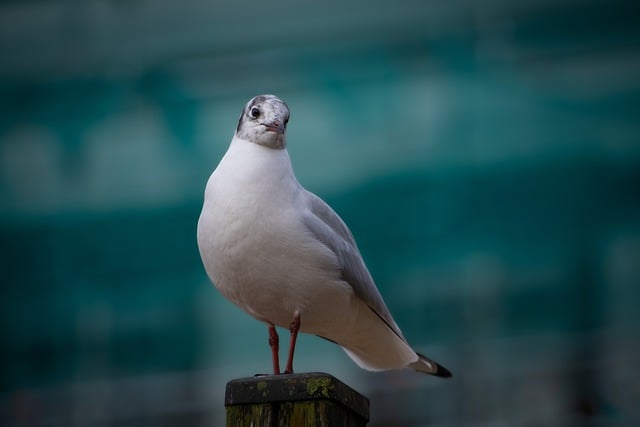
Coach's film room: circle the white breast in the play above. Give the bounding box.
[196,137,351,329]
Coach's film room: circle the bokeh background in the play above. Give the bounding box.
[2,1,640,426]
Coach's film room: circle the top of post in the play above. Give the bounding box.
[225,372,369,421]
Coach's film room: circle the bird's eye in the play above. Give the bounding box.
[284,117,289,127]
[249,106,260,119]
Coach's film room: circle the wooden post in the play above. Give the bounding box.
[225,372,369,426]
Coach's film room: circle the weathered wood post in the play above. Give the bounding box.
[225,372,369,426]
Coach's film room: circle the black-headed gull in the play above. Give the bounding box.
[197,94,451,377]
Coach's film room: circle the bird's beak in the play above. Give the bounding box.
[262,119,285,134]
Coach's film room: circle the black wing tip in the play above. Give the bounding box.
[415,351,453,378]
[433,362,453,378]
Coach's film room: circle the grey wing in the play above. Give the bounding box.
[301,190,405,339]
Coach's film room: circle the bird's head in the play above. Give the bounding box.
[236,94,290,149]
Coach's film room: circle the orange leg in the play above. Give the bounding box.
[284,312,301,374]
[268,323,280,375]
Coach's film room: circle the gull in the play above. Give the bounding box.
[197,94,451,377]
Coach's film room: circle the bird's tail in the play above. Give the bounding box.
[409,352,453,378]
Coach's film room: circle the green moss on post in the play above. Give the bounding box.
[225,372,369,426]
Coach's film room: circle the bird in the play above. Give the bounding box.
[196,94,452,378]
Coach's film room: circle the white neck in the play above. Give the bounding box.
[205,135,299,203]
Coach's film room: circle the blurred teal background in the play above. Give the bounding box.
[1,1,640,426]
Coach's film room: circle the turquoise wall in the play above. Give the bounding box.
[1,1,639,425]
